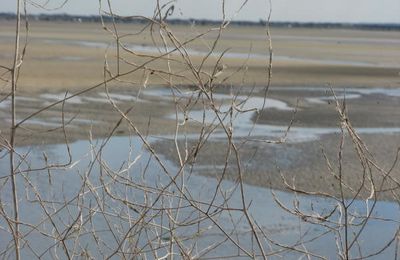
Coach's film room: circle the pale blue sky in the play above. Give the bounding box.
[2,0,400,24]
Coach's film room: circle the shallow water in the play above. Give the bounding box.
[2,86,400,143]
[0,136,399,258]
[0,100,9,109]
[148,87,400,142]
[98,92,145,102]
[271,86,400,97]
[306,93,362,104]
[1,85,400,257]
[40,93,85,104]
[6,118,74,128]
[39,92,144,105]
[43,39,397,67]
[0,96,41,109]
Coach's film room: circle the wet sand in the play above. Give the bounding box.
[148,85,400,200]
[153,132,400,200]
[1,21,400,200]
[257,87,400,128]
[0,21,399,93]
[2,85,399,200]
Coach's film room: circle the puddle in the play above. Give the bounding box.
[0,96,41,110]
[0,87,399,258]
[4,86,400,143]
[272,86,400,97]
[5,118,76,128]
[166,95,292,128]
[0,136,398,258]
[0,100,10,109]
[15,96,41,102]
[98,92,143,102]
[40,93,134,105]
[151,87,400,142]
[160,123,400,143]
[41,93,84,104]
[306,93,362,104]
[276,55,380,67]
[143,87,292,110]
[44,39,397,67]
[80,96,111,103]
[123,43,391,67]
[353,87,400,97]
[48,117,98,125]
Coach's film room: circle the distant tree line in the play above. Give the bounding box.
[1,12,399,31]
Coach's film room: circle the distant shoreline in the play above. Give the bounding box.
[1,12,400,31]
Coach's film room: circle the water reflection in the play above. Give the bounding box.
[148,87,400,142]
[1,86,400,258]
[0,135,398,258]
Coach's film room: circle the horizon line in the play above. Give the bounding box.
[0,12,399,29]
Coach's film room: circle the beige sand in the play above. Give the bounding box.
[1,21,399,200]
[0,21,399,94]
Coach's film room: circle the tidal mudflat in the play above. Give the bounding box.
[1,128,399,259]
[1,20,400,258]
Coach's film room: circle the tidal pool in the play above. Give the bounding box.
[146,86,400,142]
[1,86,399,258]
[0,135,399,258]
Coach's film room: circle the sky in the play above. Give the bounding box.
[1,0,400,24]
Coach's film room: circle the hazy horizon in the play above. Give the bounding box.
[1,0,400,24]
